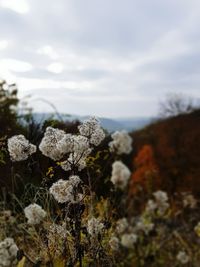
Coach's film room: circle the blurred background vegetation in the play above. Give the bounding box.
[0,79,200,208]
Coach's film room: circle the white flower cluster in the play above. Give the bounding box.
[78,117,105,146]
[49,223,68,239]
[176,251,190,264]
[145,190,169,216]
[39,127,66,161]
[111,214,156,251]
[0,238,18,267]
[8,117,105,172]
[24,203,46,225]
[49,175,82,203]
[115,218,129,234]
[109,233,137,250]
[48,223,68,255]
[111,217,138,250]
[145,200,157,214]
[7,135,36,161]
[111,161,131,190]
[153,190,168,203]
[182,193,197,209]
[0,210,15,224]
[60,135,92,172]
[39,117,105,171]
[109,131,132,155]
[121,233,137,249]
[87,217,104,237]
[136,217,154,235]
[109,236,120,251]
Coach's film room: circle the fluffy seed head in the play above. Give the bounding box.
[24,203,46,225]
[0,238,18,266]
[109,131,132,155]
[111,161,131,190]
[7,135,36,161]
[87,217,104,236]
[121,233,137,248]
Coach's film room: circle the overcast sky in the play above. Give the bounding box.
[0,0,200,118]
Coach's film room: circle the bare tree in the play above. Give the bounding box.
[159,93,194,118]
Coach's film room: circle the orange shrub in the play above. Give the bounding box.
[130,144,160,194]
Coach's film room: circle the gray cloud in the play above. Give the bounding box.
[0,0,200,117]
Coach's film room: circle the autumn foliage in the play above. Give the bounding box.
[130,144,160,194]
[130,109,200,195]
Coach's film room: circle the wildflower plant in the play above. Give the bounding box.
[4,116,200,267]
[0,238,18,267]
[6,116,132,266]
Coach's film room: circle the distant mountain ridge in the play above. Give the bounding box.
[31,113,153,132]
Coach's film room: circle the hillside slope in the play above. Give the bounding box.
[130,109,200,194]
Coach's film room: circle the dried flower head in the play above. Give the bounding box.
[87,217,104,236]
[47,223,68,256]
[121,233,137,248]
[183,193,197,209]
[109,131,132,155]
[49,176,81,203]
[60,135,92,171]
[0,238,18,267]
[115,218,129,234]
[24,203,46,225]
[90,127,105,146]
[78,117,100,137]
[78,117,105,146]
[111,161,131,190]
[176,251,190,264]
[136,217,154,235]
[7,135,36,161]
[109,236,120,251]
[49,179,74,203]
[145,199,157,214]
[153,190,168,203]
[153,190,169,216]
[39,127,66,160]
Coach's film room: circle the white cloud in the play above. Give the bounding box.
[47,62,64,74]
[37,45,59,60]
[0,58,33,72]
[16,77,95,93]
[0,0,30,14]
[0,40,8,50]
[0,59,33,82]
